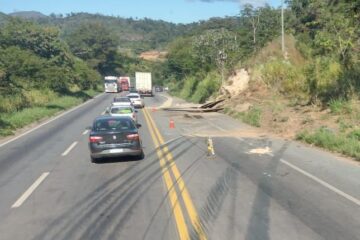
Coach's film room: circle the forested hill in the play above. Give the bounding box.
[0,12,9,24]
[47,13,190,52]
[0,11,243,53]
[9,11,48,19]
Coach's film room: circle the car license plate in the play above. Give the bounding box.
[109,149,124,153]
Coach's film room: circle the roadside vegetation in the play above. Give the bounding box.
[297,128,360,161]
[224,107,262,128]
[296,98,360,160]
[0,90,100,136]
[0,18,102,136]
[0,86,102,136]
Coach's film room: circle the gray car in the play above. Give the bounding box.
[88,115,144,162]
[112,97,133,107]
[108,105,138,123]
[126,93,145,108]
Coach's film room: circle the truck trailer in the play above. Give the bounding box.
[118,76,130,92]
[135,72,152,96]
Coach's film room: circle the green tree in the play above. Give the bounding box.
[166,37,198,79]
[63,21,118,75]
[0,18,100,100]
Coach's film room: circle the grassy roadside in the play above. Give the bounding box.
[223,99,360,161]
[296,99,360,161]
[297,128,360,161]
[223,107,262,128]
[0,88,102,137]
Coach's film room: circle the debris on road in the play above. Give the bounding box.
[247,147,272,155]
[162,99,225,113]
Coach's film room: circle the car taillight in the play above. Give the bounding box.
[126,134,139,141]
[89,136,103,143]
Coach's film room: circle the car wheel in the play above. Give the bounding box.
[136,151,145,160]
[91,156,97,163]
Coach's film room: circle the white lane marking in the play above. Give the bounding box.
[280,159,360,207]
[11,172,50,208]
[61,141,78,156]
[0,93,105,148]
[236,137,245,142]
[82,130,89,135]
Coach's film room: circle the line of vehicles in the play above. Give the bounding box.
[104,72,153,96]
[88,87,148,163]
[88,71,170,163]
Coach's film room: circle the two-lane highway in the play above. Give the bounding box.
[0,92,359,240]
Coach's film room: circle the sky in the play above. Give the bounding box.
[0,0,282,24]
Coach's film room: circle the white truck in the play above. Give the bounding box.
[135,72,153,96]
[104,76,118,93]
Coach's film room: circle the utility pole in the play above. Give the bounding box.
[281,0,285,54]
[218,28,227,88]
[218,50,227,87]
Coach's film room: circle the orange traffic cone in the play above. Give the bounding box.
[169,119,175,129]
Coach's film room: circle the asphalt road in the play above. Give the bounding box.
[0,92,359,240]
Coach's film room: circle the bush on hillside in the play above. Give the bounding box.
[191,71,221,103]
[261,59,307,101]
[180,76,198,100]
[305,57,342,103]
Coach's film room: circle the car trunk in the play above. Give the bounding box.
[90,130,140,148]
[100,131,129,144]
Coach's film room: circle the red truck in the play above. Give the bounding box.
[118,77,130,92]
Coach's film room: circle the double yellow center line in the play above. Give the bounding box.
[143,108,206,240]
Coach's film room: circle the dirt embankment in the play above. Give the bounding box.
[220,76,338,139]
[139,51,167,61]
[217,36,354,140]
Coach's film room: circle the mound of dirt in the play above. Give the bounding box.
[139,51,167,61]
[223,68,249,97]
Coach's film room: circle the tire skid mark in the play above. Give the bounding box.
[191,167,237,239]
[89,139,196,240]
[32,138,188,240]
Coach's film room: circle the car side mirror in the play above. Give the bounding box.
[135,110,138,113]
[136,123,142,128]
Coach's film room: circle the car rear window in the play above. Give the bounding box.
[111,107,133,114]
[113,97,131,102]
[105,80,117,84]
[94,118,136,131]
[127,95,139,99]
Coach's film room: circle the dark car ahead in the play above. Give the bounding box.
[88,115,143,162]
[155,86,163,92]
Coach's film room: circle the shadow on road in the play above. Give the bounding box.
[245,141,289,240]
[93,155,143,164]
